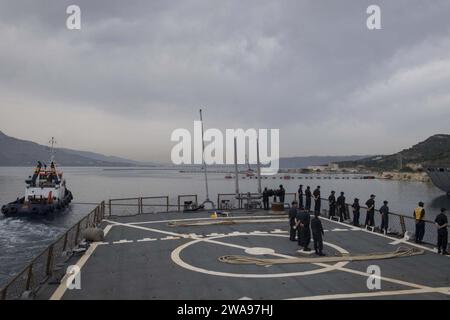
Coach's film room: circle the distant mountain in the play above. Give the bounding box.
[279,155,371,169]
[59,148,146,166]
[338,134,450,170]
[0,130,152,167]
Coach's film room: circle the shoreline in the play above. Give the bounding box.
[377,171,431,183]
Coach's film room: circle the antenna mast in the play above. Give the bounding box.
[199,109,211,204]
[49,137,57,163]
[234,137,240,197]
[257,137,262,194]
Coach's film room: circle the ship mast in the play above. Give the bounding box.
[199,109,214,208]
[246,154,251,171]
[234,137,240,198]
[256,137,262,194]
[49,137,57,164]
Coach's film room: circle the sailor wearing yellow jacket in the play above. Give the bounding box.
[414,202,426,243]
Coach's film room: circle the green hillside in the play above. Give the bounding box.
[339,134,450,171]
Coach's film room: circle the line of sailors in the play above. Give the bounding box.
[289,185,448,256]
[298,185,448,254]
[289,201,325,256]
[262,185,285,210]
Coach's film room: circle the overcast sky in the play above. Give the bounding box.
[0,0,449,162]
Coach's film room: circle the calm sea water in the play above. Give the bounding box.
[0,166,449,286]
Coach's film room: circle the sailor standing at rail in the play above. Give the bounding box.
[352,198,360,226]
[337,192,346,222]
[379,200,389,234]
[305,186,312,212]
[414,201,426,244]
[313,186,321,214]
[289,201,299,241]
[328,191,336,218]
[296,207,311,251]
[279,185,285,203]
[435,208,448,255]
[311,211,325,256]
[365,194,376,228]
[262,187,270,210]
[298,185,304,209]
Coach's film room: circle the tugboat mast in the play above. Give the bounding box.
[49,137,57,163]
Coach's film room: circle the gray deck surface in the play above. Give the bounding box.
[40,210,450,300]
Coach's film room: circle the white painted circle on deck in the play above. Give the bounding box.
[171,233,349,278]
[245,247,276,255]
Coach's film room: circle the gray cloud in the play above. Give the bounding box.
[0,0,449,161]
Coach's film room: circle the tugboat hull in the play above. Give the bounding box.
[1,190,73,217]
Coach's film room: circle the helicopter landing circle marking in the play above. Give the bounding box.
[245,247,275,255]
[171,233,349,278]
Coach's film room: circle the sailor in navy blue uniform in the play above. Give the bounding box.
[313,186,321,214]
[288,201,299,241]
[305,186,312,212]
[328,191,336,218]
[435,208,448,255]
[262,187,270,210]
[296,208,311,251]
[298,185,304,208]
[336,192,346,222]
[379,201,390,234]
[311,211,325,256]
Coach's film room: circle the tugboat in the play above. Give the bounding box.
[1,138,73,217]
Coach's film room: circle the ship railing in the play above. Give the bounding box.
[106,192,300,215]
[300,196,448,247]
[216,193,297,210]
[0,201,106,300]
[106,194,445,246]
[107,194,200,216]
[108,196,170,216]
[0,193,225,299]
[107,192,301,215]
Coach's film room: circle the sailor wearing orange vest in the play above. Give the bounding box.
[414,202,426,244]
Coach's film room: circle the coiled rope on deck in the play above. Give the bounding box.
[168,220,237,227]
[168,218,286,227]
[218,247,425,266]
